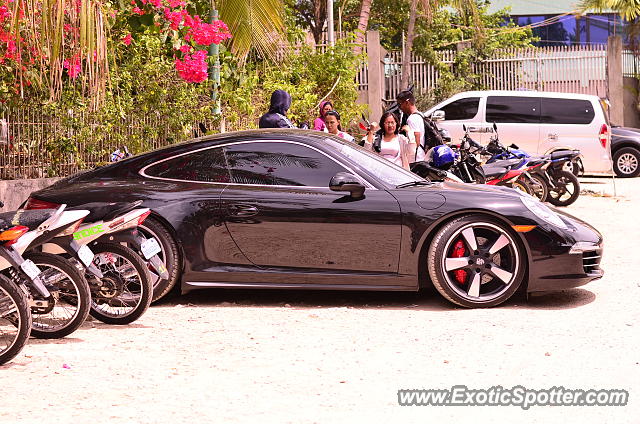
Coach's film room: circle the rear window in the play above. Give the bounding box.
[486,96,540,124]
[439,97,480,120]
[540,98,595,124]
[144,148,230,183]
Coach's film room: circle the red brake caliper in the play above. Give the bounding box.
[452,239,467,284]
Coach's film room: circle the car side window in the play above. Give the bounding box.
[486,96,540,124]
[144,148,230,183]
[224,141,347,187]
[540,98,595,124]
[440,97,480,120]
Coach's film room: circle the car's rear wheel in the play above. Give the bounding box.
[427,215,526,308]
[613,147,640,178]
[137,217,181,303]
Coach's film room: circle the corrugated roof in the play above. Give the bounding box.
[486,0,599,15]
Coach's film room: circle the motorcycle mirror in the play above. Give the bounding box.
[463,124,467,132]
[492,122,498,132]
[509,143,519,149]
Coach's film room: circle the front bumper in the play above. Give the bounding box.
[523,213,604,293]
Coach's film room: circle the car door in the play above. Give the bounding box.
[539,97,598,156]
[432,96,484,143]
[220,140,403,277]
[485,95,541,154]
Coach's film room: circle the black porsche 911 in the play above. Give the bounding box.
[25,129,603,308]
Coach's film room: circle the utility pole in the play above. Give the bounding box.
[209,1,221,117]
[327,0,335,46]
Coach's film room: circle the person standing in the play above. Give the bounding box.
[324,110,355,142]
[313,101,333,131]
[259,90,296,129]
[364,112,416,170]
[396,90,426,162]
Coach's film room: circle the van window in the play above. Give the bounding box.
[486,96,540,123]
[440,97,480,120]
[540,98,595,124]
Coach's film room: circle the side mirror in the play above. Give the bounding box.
[462,124,467,132]
[432,110,445,121]
[329,172,365,199]
[492,122,498,132]
[509,143,520,149]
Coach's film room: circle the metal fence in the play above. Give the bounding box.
[383,45,610,101]
[0,108,246,180]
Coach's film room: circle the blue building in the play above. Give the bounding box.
[488,0,626,46]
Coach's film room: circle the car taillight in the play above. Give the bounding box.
[598,124,609,149]
[0,225,29,246]
[137,210,151,225]
[24,197,61,210]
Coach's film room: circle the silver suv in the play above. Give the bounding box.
[425,90,613,175]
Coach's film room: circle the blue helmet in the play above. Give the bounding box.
[430,145,457,169]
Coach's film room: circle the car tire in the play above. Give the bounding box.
[137,217,182,303]
[427,214,526,308]
[613,147,640,178]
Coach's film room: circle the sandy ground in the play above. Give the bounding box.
[1,175,639,423]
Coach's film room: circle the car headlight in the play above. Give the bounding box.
[521,198,567,229]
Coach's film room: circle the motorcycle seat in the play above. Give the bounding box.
[550,150,578,160]
[0,209,56,233]
[68,200,143,223]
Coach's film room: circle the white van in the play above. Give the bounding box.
[424,90,613,174]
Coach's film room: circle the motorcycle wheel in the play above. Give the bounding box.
[24,252,91,339]
[88,243,152,325]
[547,170,580,207]
[0,274,31,365]
[529,174,549,202]
[511,179,535,196]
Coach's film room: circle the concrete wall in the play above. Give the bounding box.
[0,178,61,212]
[623,77,640,128]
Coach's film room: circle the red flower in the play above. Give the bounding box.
[132,6,144,15]
[122,33,132,46]
[175,50,208,83]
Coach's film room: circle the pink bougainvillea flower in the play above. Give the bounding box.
[132,6,144,15]
[187,20,232,45]
[148,0,161,7]
[175,50,208,83]
[63,57,82,79]
[122,33,132,46]
[168,0,186,8]
[179,44,192,53]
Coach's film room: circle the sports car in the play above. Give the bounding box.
[25,129,604,307]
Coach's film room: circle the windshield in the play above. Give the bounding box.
[322,137,425,187]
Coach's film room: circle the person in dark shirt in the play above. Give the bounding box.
[259,90,295,128]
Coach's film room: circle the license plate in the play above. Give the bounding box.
[20,260,41,280]
[141,238,161,260]
[77,245,95,267]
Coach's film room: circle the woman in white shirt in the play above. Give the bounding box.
[324,110,355,143]
[364,112,416,170]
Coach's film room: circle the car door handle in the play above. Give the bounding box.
[228,204,259,217]
[548,133,558,140]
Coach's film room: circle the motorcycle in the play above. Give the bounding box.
[42,201,156,325]
[0,204,92,339]
[483,128,582,206]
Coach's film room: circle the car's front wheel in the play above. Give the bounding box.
[613,147,640,178]
[427,215,526,308]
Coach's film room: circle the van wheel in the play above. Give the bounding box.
[613,147,640,178]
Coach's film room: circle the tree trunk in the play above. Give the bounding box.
[312,0,327,44]
[354,0,373,54]
[400,0,418,89]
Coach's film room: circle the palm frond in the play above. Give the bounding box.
[217,0,287,63]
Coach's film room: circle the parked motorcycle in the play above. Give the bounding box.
[42,201,155,325]
[0,204,92,339]
[484,130,582,206]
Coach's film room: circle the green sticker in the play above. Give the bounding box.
[73,224,104,240]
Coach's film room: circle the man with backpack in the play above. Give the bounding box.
[396,90,443,163]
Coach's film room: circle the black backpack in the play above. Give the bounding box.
[410,112,444,160]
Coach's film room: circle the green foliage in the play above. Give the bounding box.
[220,36,366,133]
